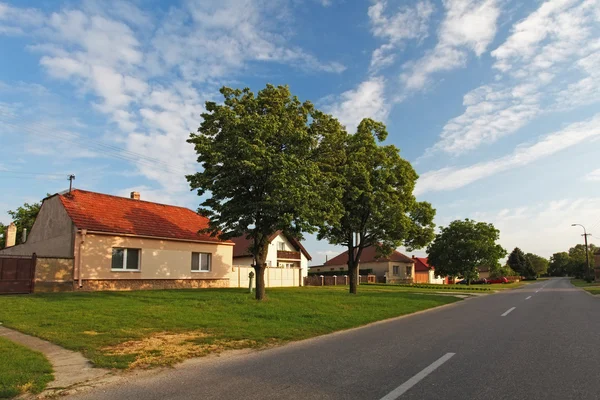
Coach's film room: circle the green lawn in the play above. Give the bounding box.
[0,287,459,369]
[0,337,53,399]
[571,279,600,295]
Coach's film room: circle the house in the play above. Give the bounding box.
[230,231,311,278]
[477,265,491,279]
[412,256,446,284]
[308,245,415,282]
[0,189,234,291]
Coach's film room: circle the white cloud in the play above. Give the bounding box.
[1,0,344,194]
[423,0,600,156]
[453,197,600,258]
[584,168,600,182]
[324,76,389,131]
[368,0,434,71]
[0,2,44,35]
[401,0,500,91]
[415,113,600,195]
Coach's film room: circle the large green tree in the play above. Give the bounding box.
[187,85,342,300]
[507,247,530,276]
[427,219,507,285]
[568,243,598,279]
[548,252,570,276]
[317,119,436,294]
[525,253,549,277]
[0,223,5,248]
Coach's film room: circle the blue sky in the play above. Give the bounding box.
[1,0,599,264]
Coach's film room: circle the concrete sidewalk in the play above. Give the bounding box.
[0,325,109,391]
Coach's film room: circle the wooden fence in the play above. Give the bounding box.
[228,265,303,288]
[303,274,376,286]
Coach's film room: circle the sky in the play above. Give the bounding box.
[0,0,599,265]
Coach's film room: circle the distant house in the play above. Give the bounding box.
[308,245,414,282]
[477,266,491,279]
[0,189,234,291]
[230,231,311,279]
[412,256,446,284]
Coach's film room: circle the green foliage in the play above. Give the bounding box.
[548,252,571,276]
[489,264,517,278]
[0,224,4,249]
[187,84,343,299]
[427,219,507,283]
[3,200,42,246]
[507,247,529,276]
[525,253,549,277]
[568,243,597,279]
[0,288,458,369]
[0,337,53,398]
[317,118,436,292]
[389,284,491,291]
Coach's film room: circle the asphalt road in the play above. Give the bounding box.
[69,278,600,400]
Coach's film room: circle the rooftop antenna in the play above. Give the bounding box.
[68,174,76,193]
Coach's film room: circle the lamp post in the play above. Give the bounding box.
[571,224,592,281]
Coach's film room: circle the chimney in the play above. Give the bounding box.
[130,191,140,200]
[5,222,16,248]
[22,228,27,243]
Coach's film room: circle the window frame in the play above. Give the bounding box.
[111,248,141,272]
[191,252,212,273]
[393,265,399,276]
[405,265,412,277]
[277,242,286,251]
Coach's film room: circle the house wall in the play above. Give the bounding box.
[233,233,309,278]
[34,257,74,292]
[76,233,233,289]
[429,271,446,284]
[479,270,491,279]
[0,196,74,257]
[310,261,414,280]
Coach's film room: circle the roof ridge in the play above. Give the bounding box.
[62,189,198,212]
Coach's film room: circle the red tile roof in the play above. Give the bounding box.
[231,230,312,260]
[413,256,433,272]
[57,189,228,244]
[324,245,413,266]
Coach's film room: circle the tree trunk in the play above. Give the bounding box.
[348,260,358,294]
[254,263,266,300]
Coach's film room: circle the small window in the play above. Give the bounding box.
[192,252,211,272]
[406,266,412,277]
[278,242,285,251]
[393,265,399,275]
[111,248,140,271]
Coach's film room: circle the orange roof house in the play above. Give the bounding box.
[308,245,415,282]
[0,189,234,291]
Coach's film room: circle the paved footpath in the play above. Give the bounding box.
[0,326,109,390]
[68,278,600,400]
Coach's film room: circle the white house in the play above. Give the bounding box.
[230,231,311,279]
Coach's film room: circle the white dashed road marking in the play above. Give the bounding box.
[501,307,516,317]
[379,353,456,400]
[526,296,532,300]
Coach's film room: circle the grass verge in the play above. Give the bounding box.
[0,287,459,369]
[571,279,600,295]
[0,337,53,399]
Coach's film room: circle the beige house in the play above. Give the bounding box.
[0,189,234,291]
[231,231,311,280]
[309,245,415,282]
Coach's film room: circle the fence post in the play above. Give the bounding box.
[358,275,361,285]
[320,275,324,286]
[333,275,337,286]
[30,252,37,294]
[344,275,348,285]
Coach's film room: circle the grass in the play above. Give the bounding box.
[570,279,600,295]
[0,337,53,399]
[0,286,459,369]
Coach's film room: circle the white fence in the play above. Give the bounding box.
[228,265,303,288]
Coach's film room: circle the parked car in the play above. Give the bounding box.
[487,277,508,284]
[456,278,488,284]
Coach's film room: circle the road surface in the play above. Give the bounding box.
[69,278,600,400]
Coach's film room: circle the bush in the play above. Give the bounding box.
[373,283,491,292]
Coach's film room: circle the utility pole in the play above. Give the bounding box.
[68,174,75,193]
[572,224,592,281]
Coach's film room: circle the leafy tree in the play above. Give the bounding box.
[525,253,549,277]
[507,247,529,276]
[317,118,436,294]
[427,219,507,285]
[548,252,570,276]
[489,264,517,278]
[0,223,5,248]
[2,200,42,246]
[568,243,598,279]
[187,84,342,300]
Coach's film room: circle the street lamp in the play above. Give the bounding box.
[571,224,592,281]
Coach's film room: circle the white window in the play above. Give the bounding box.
[393,265,399,275]
[405,266,412,277]
[278,242,286,251]
[192,252,211,272]
[111,248,140,271]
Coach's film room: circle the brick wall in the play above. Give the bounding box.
[77,279,229,291]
